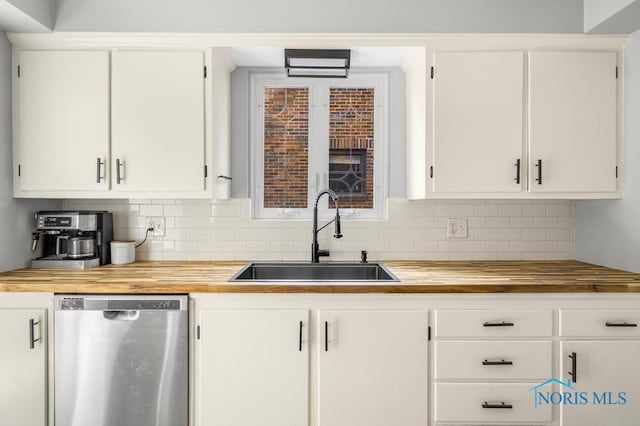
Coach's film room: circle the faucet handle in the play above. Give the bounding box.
[361,250,368,264]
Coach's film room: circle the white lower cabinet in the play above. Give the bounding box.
[317,310,429,426]
[195,308,309,426]
[433,309,553,425]
[559,309,640,426]
[559,341,640,426]
[0,295,51,426]
[193,295,640,426]
[435,383,552,423]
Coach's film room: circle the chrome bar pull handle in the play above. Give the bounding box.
[568,352,577,383]
[605,322,638,327]
[298,321,303,352]
[535,159,542,185]
[482,401,513,409]
[482,359,513,366]
[324,321,329,352]
[514,159,521,184]
[29,318,41,349]
[483,321,514,327]
[96,157,105,183]
[116,158,124,184]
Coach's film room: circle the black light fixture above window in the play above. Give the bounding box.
[284,49,351,78]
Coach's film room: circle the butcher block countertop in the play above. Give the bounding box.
[1,260,640,293]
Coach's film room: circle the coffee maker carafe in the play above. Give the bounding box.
[31,211,113,269]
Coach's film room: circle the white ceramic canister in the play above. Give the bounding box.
[110,240,136,265]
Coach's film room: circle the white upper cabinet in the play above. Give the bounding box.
[10,38,232,199]
[414,43,622,200]
[528,51,618,193]
[16,50,110,193]
[111,50,206,193]
[431,51,524,194]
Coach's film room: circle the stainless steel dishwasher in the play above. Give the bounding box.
[55,295,188,426]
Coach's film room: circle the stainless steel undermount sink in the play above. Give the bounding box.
[229,262,399,282]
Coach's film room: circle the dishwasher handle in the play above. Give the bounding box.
[103,310,140,321]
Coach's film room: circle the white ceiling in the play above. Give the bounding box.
[226,46,414,67]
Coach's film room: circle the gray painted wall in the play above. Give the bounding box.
[54,0,583,33]
[6,0,53,29]
[575,30,640,272]
[0,32,59,272]
[229,67,406,199]
[585,0,640,34]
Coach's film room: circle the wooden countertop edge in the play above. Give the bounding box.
[2,260,640,293]
[3,283,640,294]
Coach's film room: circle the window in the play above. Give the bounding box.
[252,74,388,219]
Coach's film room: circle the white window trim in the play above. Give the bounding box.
[250,72,389,220]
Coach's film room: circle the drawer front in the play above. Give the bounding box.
[434,309,553,337]
[560,310,640,337]
[434,383,552,423]
[435,340,552,380]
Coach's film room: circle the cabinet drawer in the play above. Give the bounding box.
[560,310,640,337]
[435,341,552,380]
[434,310,552,337]
[434,383,552,423]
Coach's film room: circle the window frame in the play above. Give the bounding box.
[250,72,389,220]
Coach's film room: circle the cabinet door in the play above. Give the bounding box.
[529,51,617,193]
[112,50,206,193]
[432,51,524,193]
[560,341,640,425]
[318,310,428,426]
[17,50,109,192]
[0,309,47,426]
[196,309,309,426]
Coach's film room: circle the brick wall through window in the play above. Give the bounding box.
[329,88,375,209]
[263,87,309,208]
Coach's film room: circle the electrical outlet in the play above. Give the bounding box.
[145,217,166,237]
[447,218,468,239]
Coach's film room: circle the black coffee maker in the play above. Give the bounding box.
[31,211,113,269]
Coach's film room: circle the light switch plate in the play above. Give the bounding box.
[447,218,468,239]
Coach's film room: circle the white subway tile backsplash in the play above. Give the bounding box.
[63,198,575,261]
[522,204,547,216]
[498,228,522,240]
[534,216,559,228]
[498,204,522,217]
[139,205,163,216]
[474,204,498,216]
[484,216,510,228]
[509,216,534,228]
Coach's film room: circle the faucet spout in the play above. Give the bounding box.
[312,189,342,263]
